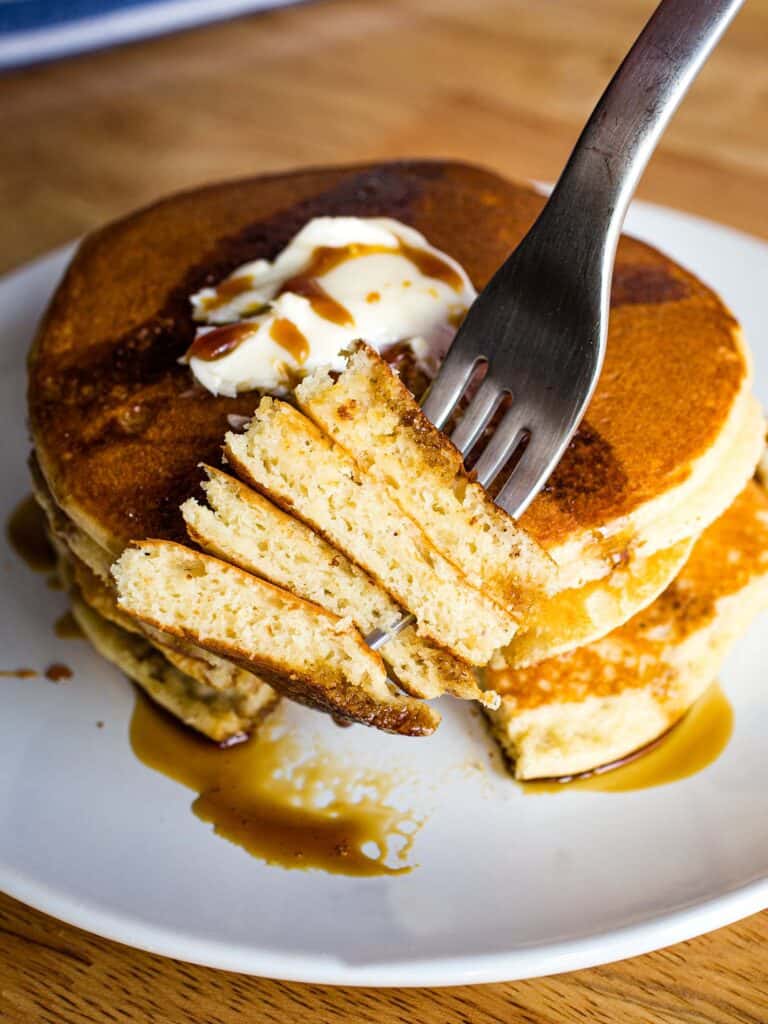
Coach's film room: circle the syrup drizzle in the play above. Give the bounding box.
[6,495,55,572]
[295,241,464,291]
[185,323,256,362]
[278,275,353,326]
[130,695,419,875]
[200,275,254,312]
[55,610,84,639]
[270,318,310,365]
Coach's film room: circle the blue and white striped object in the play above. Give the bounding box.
[0,0,297,70]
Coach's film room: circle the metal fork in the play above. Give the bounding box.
[367,0,742,653]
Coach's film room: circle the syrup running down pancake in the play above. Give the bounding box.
[486,479,768,780]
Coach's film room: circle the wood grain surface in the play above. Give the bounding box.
[1,0,767,1020]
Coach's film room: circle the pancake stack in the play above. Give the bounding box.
[487,480,768,778]
[27,161,766,775]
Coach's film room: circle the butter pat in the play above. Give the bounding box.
[185,217,476,396]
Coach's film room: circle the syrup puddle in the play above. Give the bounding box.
[522,684,732,794]
[54,610,84,639]
[130,694,420,875]
[6,494,55,572]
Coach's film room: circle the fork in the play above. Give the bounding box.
[367,0,743,653]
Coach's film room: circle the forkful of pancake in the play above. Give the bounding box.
[112,1,758,762]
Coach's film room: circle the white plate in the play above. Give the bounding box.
[1,201,767,987]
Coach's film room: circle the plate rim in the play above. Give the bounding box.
[2,859,766,986]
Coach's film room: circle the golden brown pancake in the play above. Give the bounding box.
[71,591,278,743]
[28,160,756,569]
[486,480,768,780]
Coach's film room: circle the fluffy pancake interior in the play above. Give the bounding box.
[182,465,494,706]
[70,590,277,743]
[112,540,440,735]
[296,342,556,607]
[225,397,517,665]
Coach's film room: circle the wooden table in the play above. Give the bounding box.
[1,1,767,1020]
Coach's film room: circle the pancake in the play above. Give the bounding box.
[224,397,517,666]
[28,161,762,676]
[112,540,440,736]
[486,480,768,780]
[28,161,758,560]
[182,465,491,705]
[70,593,277,743]
[30,453,113,582]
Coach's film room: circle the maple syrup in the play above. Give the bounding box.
[278,276,353,326]
[54,610,84,639]
[44,663,73,682]
[522,684,733,794]
[6,495,55,572]
[269,318,310,365]
[130,695,418,875]
[200,275,255,312]
[185,323,256,362]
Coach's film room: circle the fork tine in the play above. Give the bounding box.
[493,432,556,518]
[450,377,506,455]
[420,347,484,430]
[473,404,529,487]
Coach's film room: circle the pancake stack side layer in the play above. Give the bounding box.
[27,162,767,774]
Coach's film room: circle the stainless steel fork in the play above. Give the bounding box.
[367,0,743,653]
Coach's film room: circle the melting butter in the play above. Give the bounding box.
[186,216,475,395]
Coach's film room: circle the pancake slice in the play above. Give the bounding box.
[296,342,556,609]
[71,593,276,743]
[486,480,768,780]
[58,537,278,706]
[182,465,495,706]
[225,398,517,665]
[112,540,439,735]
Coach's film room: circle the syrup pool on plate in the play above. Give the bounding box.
[130,695,422,876]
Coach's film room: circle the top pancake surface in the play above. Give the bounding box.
[28,161,745,553]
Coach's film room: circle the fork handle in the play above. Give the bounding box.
[546,0,743,253]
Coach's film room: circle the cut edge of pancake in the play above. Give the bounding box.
[295,342,557,607]
[112,540,441,736]
[224,397,517,665]
[182,465,495,707]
